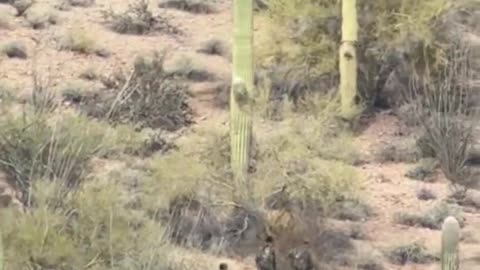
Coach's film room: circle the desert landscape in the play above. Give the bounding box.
[0,0,479,270]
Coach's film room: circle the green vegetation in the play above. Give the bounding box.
[102,0,179,35]
[255,0,452,106]
[0,0,478,269]
[59,26,105,55]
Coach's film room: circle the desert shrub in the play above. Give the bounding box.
[387,242,437,265]
[393,202,464,229]
[158,0,216,14]
[190,96,362,211]
[416,188,436,200]
[404,45,477,194]
[81,51,193,131]
[169,56,217,82]
[196,38,228,57]
[79,67,98,80]
[332,199,373,221]
[374,137,420,163]
[1,40,27,59]
[102,0,179,35]
[415,132,436,158]
[143,152,208,211]
[405,158,438,181]
[11,0,33,16]
[143,95,363,251]
[140,150,225,250]
[24,5,59,29]
[256,0,452,108]
[0,178,171,269]
[59,27,106,55]
[0,110,146,205]
[61,81,89,104]
[349,224,367,240]
[63,0,94,7]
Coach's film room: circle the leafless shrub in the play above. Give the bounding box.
[404,43,477,195]
[82,51,193,131]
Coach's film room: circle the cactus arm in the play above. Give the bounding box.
[339,0,358,120]
[441,216,460,270]
[230,0,254,202]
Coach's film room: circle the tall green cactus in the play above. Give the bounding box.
[339,0,358,120]
[441,216,460,270]
[230,0,254,202]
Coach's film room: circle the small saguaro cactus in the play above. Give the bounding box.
[441,216,460,270]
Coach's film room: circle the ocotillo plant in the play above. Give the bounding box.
[230,0,254,203]
[441,216,460,270]
[339,0,358,120]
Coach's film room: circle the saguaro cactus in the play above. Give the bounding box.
[339,0,358,120]
[230,0,254,202]
[441,216,460,270]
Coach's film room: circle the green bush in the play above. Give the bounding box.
[180,95,363,213]
[256,0,452,104]
[0,111,144,204]
[103,0,179,35]
[0,179,170,269]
